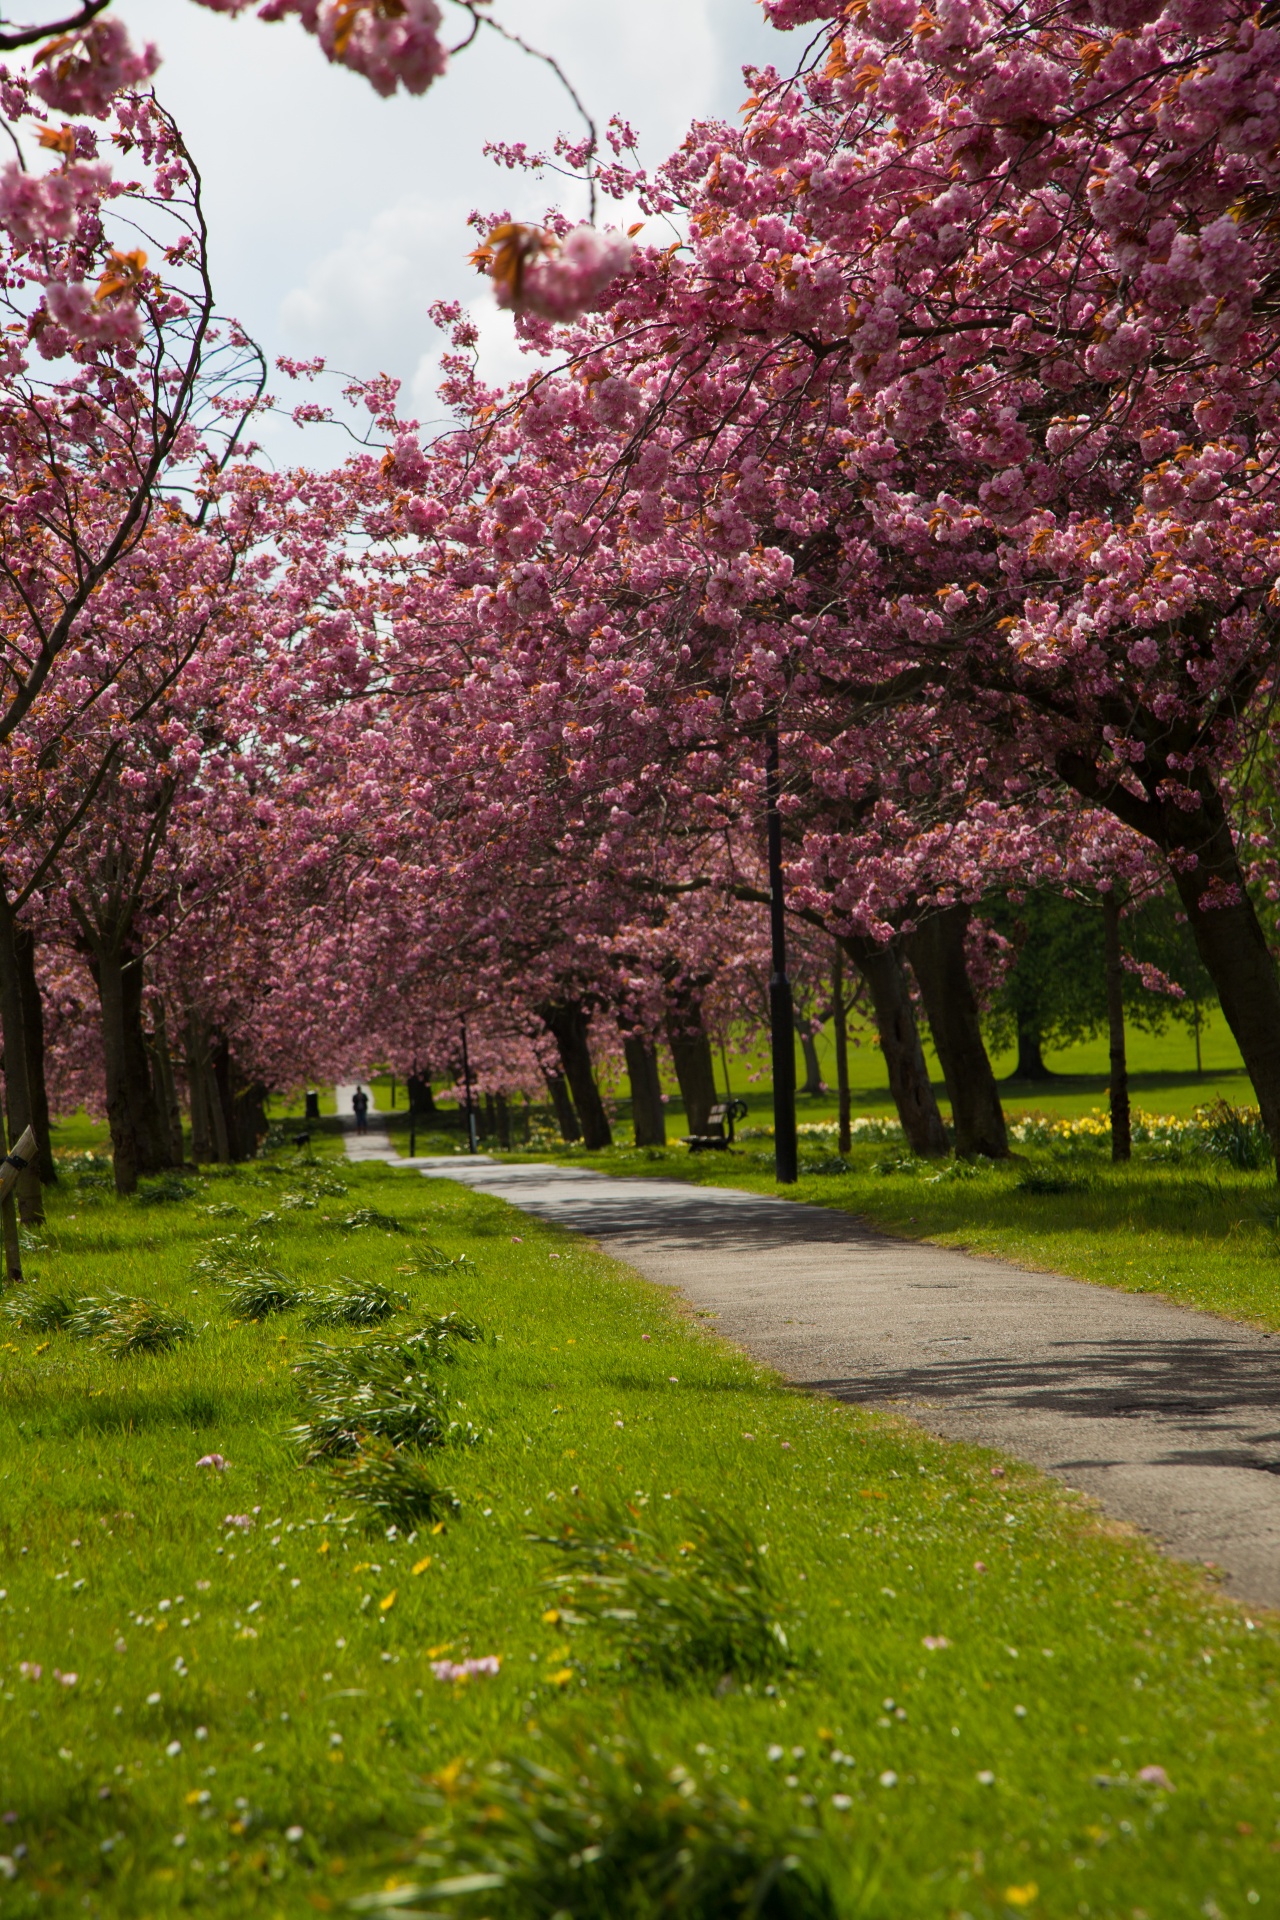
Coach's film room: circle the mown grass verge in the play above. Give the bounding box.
[0,1147,1278,1917]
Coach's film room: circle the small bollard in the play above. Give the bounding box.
[304,1089,321,1122]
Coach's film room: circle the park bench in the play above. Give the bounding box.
[682,1099,749,1152]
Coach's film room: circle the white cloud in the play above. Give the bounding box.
[110,0,784,423]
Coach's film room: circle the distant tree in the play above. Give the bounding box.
[983,892,1214,1082]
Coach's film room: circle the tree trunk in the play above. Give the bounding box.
[1103,891,1131,1163]
[1061,751,1280,1164]
[185,1019,213,1164]
[624,1032,667,1147]
[146,1005,182,1168]
[0,896,42,1222]
[544,1070,580,1143]
[92,946,168,1194]
[904,905,1009,1159]
[832,941,852,1157]
[541,1003,612,1149]
[1014,1018,1053,1081]
[665,1002,717,1138]
[843,934,948,1156]
[15,925,55,1186]
[795,1021,823,1097]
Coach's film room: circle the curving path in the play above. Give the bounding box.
[340,1119,1280,1611]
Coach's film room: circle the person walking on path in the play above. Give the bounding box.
[352,1085,370,1135]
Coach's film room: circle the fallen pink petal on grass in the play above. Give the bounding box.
[1137,1765,1173,1790]
[430,1655,501,1683]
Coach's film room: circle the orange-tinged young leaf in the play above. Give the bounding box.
[94,248,147,306]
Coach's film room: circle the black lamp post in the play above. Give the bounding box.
[459,1014,478,1154]
[766,725,798,1185]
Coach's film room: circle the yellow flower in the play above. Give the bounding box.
[1004,1885,1038,1908]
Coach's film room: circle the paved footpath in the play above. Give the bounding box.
[339,1122,1280,1611]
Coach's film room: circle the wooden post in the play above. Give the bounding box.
[0,1122,34,1282]
[1103,890,1131,1163]
[833,940,852,1157]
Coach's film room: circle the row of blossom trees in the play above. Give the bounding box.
[2,0,1280,1200]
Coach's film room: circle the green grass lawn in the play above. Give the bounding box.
[1,1148,1280,1917]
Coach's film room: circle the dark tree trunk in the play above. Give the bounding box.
[795,1021,824,1097]
[843,933,948,1157]
[544,1070,580,1143]
[832,941,852,1157]
[0,896,43,1221]
[407,1072,437,1117]
[904,905,1009,1159]
[91,946,168,1194]
[623,1032,667,1147]
[541,1003,612,1149]
[150,999,184,1167]
[1014,1018,1053,1081]
[1061,750,1280,1166]
[665,1001,717,1138]
[16,925,56,1186]
[1102,891,1131,1164]
[184,1018,216,1164]
[210,1033,266,1161]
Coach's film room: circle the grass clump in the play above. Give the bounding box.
[222,1267,304,1321]
[535,1503,793,1688]
[328,1438,460,1533]
[136,1173,202,1206]
[65,1291,194,1356]
[338,1206,406,1234]
[291,1324,482,1459]
[304,1277,409,1327]
[360,1736,837,1920]
[414,1241,475,1274]
[5,1285,84,1332]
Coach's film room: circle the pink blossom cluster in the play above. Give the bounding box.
[31,17,158,118]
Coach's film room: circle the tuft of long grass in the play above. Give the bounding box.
[354,1735,838,1919]
[327,1438,460,1533]
[338,1207,406,1234]
[136,1173,202,1206]
[534,1502,794,1688]
[304,1278,409,1328]
[222,1267,305,1321]
[293,1315,482,1399]
[292,1366,474,1460]
[4,1286,84,1332]
[414,1242,474,1275]
[65,1291,194,1356]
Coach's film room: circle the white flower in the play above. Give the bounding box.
[976,1770,995,1786]
[831,1793,853,1811]
[878,1771,898,1788]
[286,1825,304,1843]
[166,1741,181,1757]
[767,1744,784,1762]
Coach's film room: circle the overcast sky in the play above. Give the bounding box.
[102,0,782,441]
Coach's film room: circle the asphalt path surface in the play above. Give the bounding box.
[338,1124,1280,1610]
